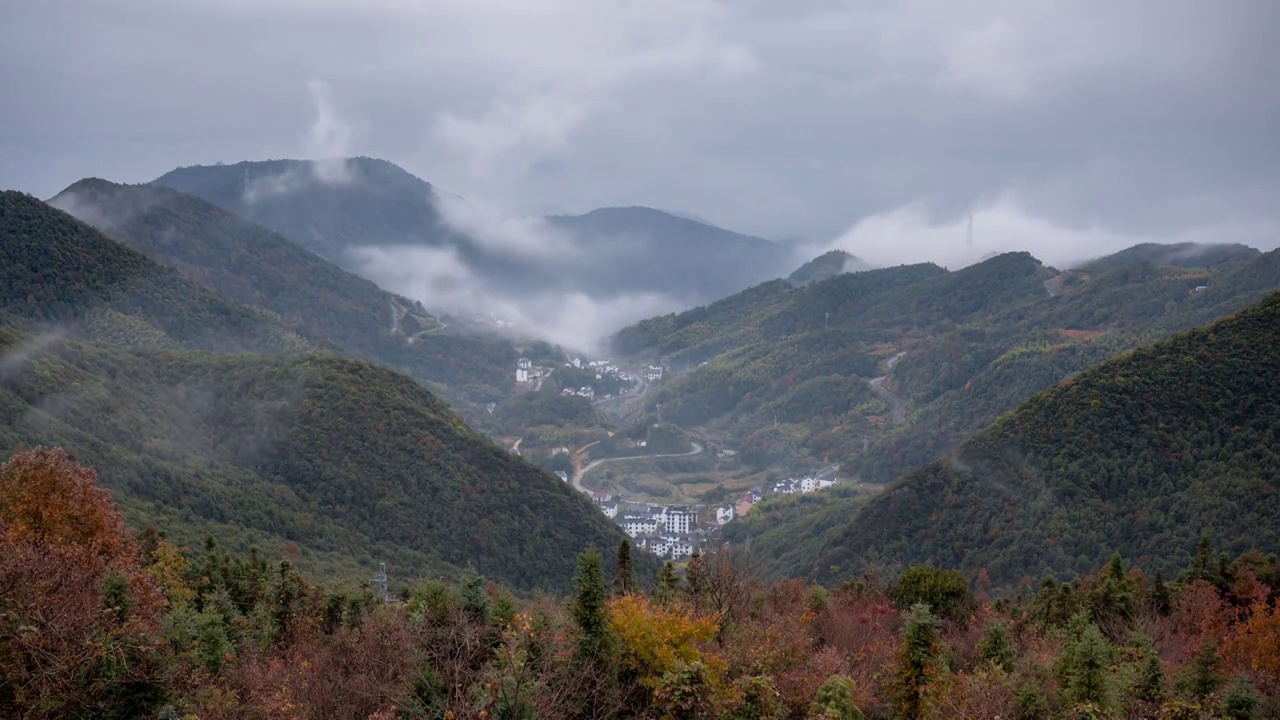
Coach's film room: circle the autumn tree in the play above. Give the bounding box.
[0,448,167,718]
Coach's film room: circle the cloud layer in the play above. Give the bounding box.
[2,0,1278,257]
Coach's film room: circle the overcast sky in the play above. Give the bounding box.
[3,0,1279,258]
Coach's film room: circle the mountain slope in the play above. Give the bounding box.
[1076,241,1260,273]
[786,250,872,286]
[48,179,518,410]
[545,206,791,302]
[0,335,632,591]
[154,158,792,306]
[1,190,310,354]
[734,290,1280,585]
[615,246,1279,482]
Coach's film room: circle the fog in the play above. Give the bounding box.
[812,195,1280,271]
[350,244,682,355]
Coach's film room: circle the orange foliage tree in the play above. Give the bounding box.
[0,447,166,718]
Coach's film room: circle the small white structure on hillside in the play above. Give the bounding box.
[715,506,735,525]
[516,368,529,383]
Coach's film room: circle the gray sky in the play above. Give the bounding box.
[3,0,1279,259]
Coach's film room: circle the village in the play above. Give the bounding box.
[579,464,842,561]
[507,354,842,561]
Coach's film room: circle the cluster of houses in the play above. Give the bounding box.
[515,357,546,384]
[592,497,703,560]
[561,386,596,399]
[770,466,840,496]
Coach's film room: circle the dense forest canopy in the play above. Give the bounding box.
[730,290,1280,587]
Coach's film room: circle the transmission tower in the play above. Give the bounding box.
[370,562,389,601]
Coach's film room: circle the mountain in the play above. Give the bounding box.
[1,190,311,354]
[614,246,1280,483]
[0,335,633,591]
[1075,242,1261,273]
[153,158,792,307]
[733,289,1280,585]
[48,179,520,413]
[786,249,871,286]
[544,206,791,302]
[0,192,634,590]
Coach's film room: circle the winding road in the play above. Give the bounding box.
[572,442,704,493]
[867,351,907,425]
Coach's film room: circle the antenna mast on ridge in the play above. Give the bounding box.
[370,562,389,601]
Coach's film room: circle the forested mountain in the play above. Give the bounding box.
[733,289,1280,586]
[1,189,635,591]
[49,179,520,412]
[153,158,793,306]
[0,329,633,591]
[786,249,872,285]
[1,190,311,354]
[615,245,1280,481]
[544,206,791,302]
[1076,241,1260,273]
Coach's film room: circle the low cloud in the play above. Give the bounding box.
[432,192,574,260]
[0,328,67,382]
[812,193,1280,271]
[244,79,359,203]
[349,244,681,354]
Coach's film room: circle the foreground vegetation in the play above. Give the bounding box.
[4,448,1279,719]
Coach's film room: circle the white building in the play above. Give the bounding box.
[666,508,694,534]
[516,368,529,383]
[621,514,659,538]
[646,365,664,381]
[800,476,818,493]
[715,506,735,525]
[599,502,619,519]
[554,471,569,482]
[517,357,533,370]
[668,536,695,559]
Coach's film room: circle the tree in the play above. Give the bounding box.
[978,621,1015,672]
[887,565,973,620]
[1059,616,1115,711]
[1133,641,1165,706]
[0,448,167,717]
[613,538,636,596]
[809,675,864,720]
[1180,639,1223,700]
[1221,675,1260,720]
[0,447,133,563]
[895,603,941,720]
[572,547,612,661]
[1152,570,1172,617]
[653,561,681,605]
[461,567,491,624]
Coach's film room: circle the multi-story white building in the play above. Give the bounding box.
[517,357,533,370]
[621,514,659,538]
[666,508,694,534]
[715,506,735,525]
[516,368,529,383]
